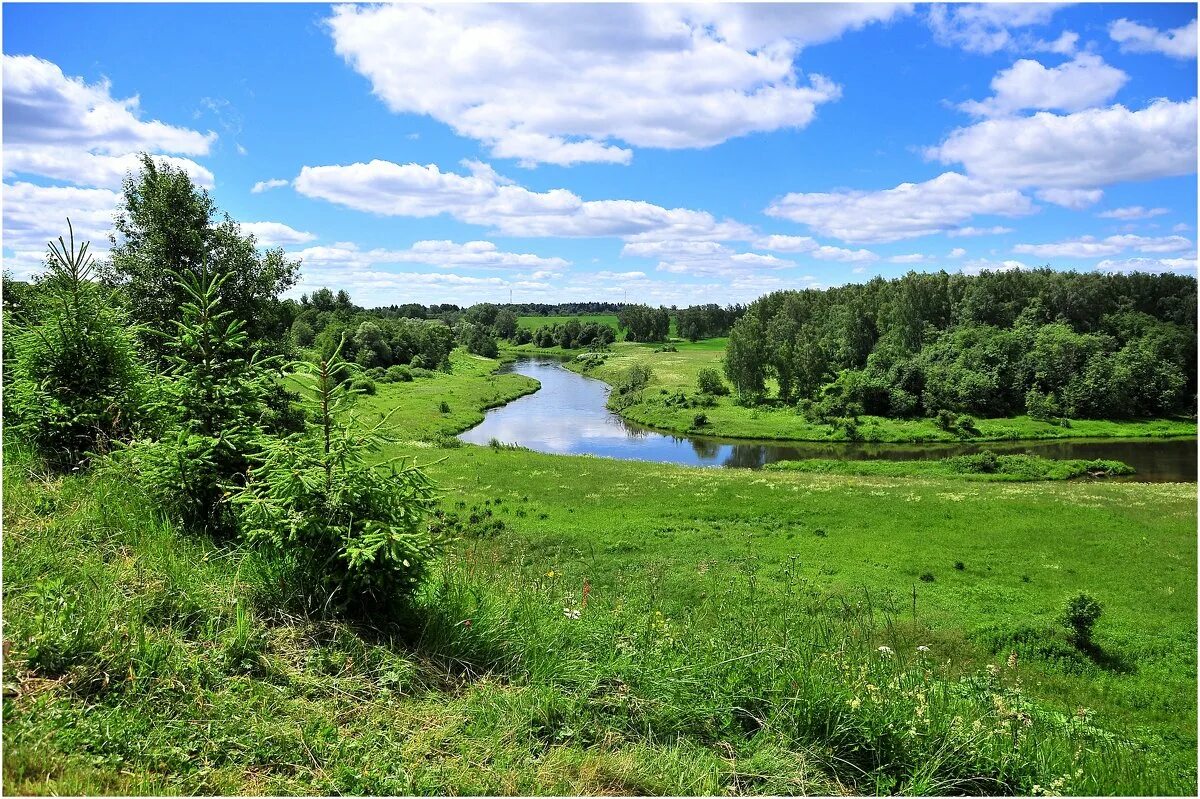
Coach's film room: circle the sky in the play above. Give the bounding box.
[3,2,1197,307]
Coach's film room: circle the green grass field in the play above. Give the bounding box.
[512,338,1197,444]
[5,350,1197,795]
[516,314,620,332]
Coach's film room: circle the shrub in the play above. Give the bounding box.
[410,354,428,369]
[121,267,273,534]
[350,376,377,395]
[1025,388,1060,422]
[933,409,956,432]
[616,363,653,394]
[697,367,729,396]
[232,343,438,614]
[439,400,451,414]
[6,222,149,470]
[1062,593,1103,648]
[692,412,708,428]
[386,365,413,382]
[945,450,999,474]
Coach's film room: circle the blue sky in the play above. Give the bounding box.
[3,2,1196,306]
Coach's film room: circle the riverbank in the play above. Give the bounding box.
[5,350,1196,794]
[504,341,1198,444]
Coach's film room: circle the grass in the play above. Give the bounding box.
[764,453,1136,481]
[5,350,1197,795]
[516,314,621,332]
[540,338,1198,443]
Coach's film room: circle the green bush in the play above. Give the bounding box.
[232,345,438,614]
[697,367,729,396]
[121,267,274,535]
[386,365,413,382]
[6,222,149,470]
[1062,593,1103,648]
[350,376,377,395]
[692,412,708,428]
[616,363,653,394]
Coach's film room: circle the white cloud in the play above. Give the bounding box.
[251,178,290,193]
[1109,18,1197,59]
[888,253,928,263]
[1031,31,1079,55]
[945,225,1013,237]
[289,240,569,272]
[1097,206,1169,220]
[622,239,795,277]
[1095,256,1197,273]
[959,54,1127,118]
[2,181,119,278]
[325,4,907,166]
[1036,188,1103,210]
[811,245,878,262]
[2,55,215,189]
[1013,234,1194,259]
[930,98,1198,189]
[239,221,317,247]
[927,3,1064,54]
[293,158,751,241]
[752,234,819,252]
[765,172,1034,243]
[962,258,1027,275]
[949,247,967,258]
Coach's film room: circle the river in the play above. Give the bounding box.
[458,357,1197,481]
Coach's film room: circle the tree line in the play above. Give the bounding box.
[723,270,1197,421]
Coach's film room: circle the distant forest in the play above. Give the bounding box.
[723,270,1198,421]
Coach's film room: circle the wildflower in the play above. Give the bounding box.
[916,645,930,653]
[581,579,591,608]
[563,607,580,620]
[1007,651,1018,669]
[849,697,861,710]
[462,619,472,627]
[877,645,894,656]
[546,570,556,578]
[986,663,999,677]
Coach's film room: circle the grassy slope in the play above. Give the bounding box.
[518,339,1197,443]
[516,314,621,332]
[5,351,1197,794]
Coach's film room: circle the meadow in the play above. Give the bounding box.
[505,338,1197,443]
[7,348,1194,795]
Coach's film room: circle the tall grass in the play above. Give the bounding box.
[4,447,1185,795]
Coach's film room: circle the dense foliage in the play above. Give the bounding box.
[725,269,1197,420]
[5,222,149,470]
[529,319,617,349]
[100,155,300,355]
[676,303,743,341]
[617,304,671,342]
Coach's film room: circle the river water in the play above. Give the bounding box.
[459,357,1197,481]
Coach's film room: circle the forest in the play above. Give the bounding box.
[723,271,1198,421]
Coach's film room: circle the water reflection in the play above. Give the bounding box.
[458,357,1197,482]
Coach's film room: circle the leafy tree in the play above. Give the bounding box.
[493,308,518,339]
[232,342,437,614]
[697,367,729,396]
[102,155,299,354]
[6,221,148,470]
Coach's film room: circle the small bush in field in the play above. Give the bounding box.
[692,412,708,428]
[350,376,376,395]
[439,400,451,414]
[386,365,413,382]
[233,342,438,614]
[1062,593,1103,648]
[616,363,653,394]
[697,367,729,396]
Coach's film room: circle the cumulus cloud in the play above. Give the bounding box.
[239,221,317,247]
[959,54,1127,118]
[1036,188,1104,209]
[888,253,928,263]
[3,55,215,189]
[926,3,1064,54]
[962,258,1027,275]
[2,181,119,278]
[1097,206,1169,220]
[949,247,967,258]
[325,4,907,165]
[945,225,1014,237]
[251,178,290,193]
[1109,18,1197,59]
[765,172,1034,243]
[930,98,1198,189]
[289,240,570,272]
[293,158,751,241]
[622,239,794,277]
[1095,256,1197,273]
[1013,234,1194,259]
